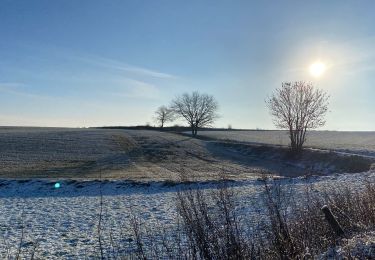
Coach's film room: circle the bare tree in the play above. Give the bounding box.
[171,91,218,136]
[266,82,329,153]
[154,106,174,128]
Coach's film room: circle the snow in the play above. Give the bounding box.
[319,230,375,259]
[0,128,374,258]
[0,171,374,258]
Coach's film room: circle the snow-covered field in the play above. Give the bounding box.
[1,171,374,258]
[0,127,374,258]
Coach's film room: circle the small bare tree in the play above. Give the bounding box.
[171,91,218,136]
[154,106,174,128]
[266,82,329,153]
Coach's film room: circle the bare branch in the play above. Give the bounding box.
[154,105,175,128]
[266,82,329,152]
[171,92,219,136]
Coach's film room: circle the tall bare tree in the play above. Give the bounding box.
[154,105,174,128]
[266,82,329,152]
[171,91,218,136]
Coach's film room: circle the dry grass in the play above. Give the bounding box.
[6,179,375,259]
[123,180,375,259]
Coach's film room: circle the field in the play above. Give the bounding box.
[0,127,374,258]
[0,127,373,180]
[199,130,375,157]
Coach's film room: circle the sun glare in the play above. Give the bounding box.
[309,61,326,77]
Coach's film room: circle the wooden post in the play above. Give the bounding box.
[321,205,345,237]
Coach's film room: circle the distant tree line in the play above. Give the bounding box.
[154,82,329,153]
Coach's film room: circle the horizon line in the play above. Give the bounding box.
[0,125,373,132]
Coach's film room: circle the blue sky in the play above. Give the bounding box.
[0,0,374,130]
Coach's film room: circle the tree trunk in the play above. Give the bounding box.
[289,129,296,152]
[191,125,198,137]
[289,129,306,154]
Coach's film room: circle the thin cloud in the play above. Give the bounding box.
[74,55,176,79]
[0,82,55,100]
[11,43,177,79]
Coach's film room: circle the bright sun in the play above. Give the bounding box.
[309,61,326,77]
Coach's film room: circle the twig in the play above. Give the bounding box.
[98,170,104,259]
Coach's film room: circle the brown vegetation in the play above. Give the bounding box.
[121,180,375,259]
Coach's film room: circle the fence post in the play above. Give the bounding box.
[321,205,345,237]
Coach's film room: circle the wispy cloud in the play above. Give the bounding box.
[0,82,51,99]
[0,44,178,105]
[72,55,176,79]
[6,43,177,79]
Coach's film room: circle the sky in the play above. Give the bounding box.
[0,0,374,130]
